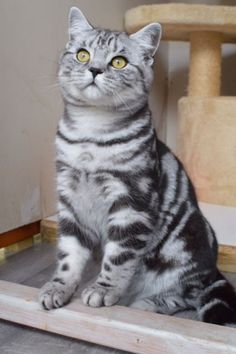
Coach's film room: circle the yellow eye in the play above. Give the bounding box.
[111,56,128,69]
[76,49,90,63]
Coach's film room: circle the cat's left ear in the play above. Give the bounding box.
[69,7,93,39]
[130,23,162,57]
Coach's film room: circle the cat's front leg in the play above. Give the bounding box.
[82,209,152,307]
[82,241,138,307]
[39,217,92,310]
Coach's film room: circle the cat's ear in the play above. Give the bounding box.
[130,23,162,57]
[69,7,93,39]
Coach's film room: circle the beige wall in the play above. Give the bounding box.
[0,0,168,233]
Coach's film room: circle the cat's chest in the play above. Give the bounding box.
[69,143,97,169]
[73,172,109,235]
[57,137,118,173]
[57,158,128,237]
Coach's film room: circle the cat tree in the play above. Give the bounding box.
[125,3,236,207]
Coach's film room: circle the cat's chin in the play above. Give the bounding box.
[82,84,104,102]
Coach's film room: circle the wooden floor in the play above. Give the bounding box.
[0,242,236,354]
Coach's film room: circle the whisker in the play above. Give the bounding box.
[44,82,61,91]
[112,90,135,115]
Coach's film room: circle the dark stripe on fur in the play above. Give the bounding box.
[97,282,112,288]
[59,218,94,251]
[56,123,151,146]
[59,194,97,239]
[53,278,65,285]
[56,160,71,173]
[104,263,111,271]
[61,263,69,271]
[110,251,136,266]
[109,222,152,242]
[114,134,154,164]
[144,203,189,271]
[121,237,147,250]
[108,196,131,214]
[57,251,68,260]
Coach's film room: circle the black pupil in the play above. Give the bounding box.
[115,57,125,65]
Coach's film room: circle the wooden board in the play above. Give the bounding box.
[0,221,40,248]
[0,280,236,354]
[125,4,236,43]
[40,218,58,243]
[219,245,236,273]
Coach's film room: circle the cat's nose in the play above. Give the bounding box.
[89,67,103,79]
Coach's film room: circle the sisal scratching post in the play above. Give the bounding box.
[189,32,222,97]
[125,3,236,207]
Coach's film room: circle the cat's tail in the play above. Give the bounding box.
[198,270,236,325]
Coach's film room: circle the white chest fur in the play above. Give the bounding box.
[56,106,131,172]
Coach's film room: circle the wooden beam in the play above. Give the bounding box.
[218,245,236,273]
[0,280,236,354]
[40,218,57,243]
[0,221,40,248]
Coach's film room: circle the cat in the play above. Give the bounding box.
[39,7,236,325]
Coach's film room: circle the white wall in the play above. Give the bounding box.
[0,0,168,233]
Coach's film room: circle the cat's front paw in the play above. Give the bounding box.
[39,281,71,310]
[82,283,120,307]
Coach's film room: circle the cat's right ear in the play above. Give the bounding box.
[69,7,93,39]
[130,23,162,58]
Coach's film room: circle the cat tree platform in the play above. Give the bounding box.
[125,3,236,207]
[125,4,236,43]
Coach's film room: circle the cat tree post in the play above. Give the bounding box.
[189,31,222,97]
[125,3,236,207]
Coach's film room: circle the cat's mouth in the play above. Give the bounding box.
[83,80,99,90]
[82,80,103,100]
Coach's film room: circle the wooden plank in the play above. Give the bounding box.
[41,216,236,273]
[0,221,40,248]
[0,280,236,354]
[218,245,236,273]
[125,4,236,43]
[40,218,57,243]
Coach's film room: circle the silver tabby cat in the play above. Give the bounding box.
[39,7,236,325]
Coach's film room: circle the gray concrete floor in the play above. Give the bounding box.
[0,242,235,354]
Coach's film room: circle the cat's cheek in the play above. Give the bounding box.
[69,84,81,98]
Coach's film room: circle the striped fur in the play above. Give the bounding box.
[39,7,236,325]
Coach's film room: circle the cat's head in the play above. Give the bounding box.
[59,7,162,112]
